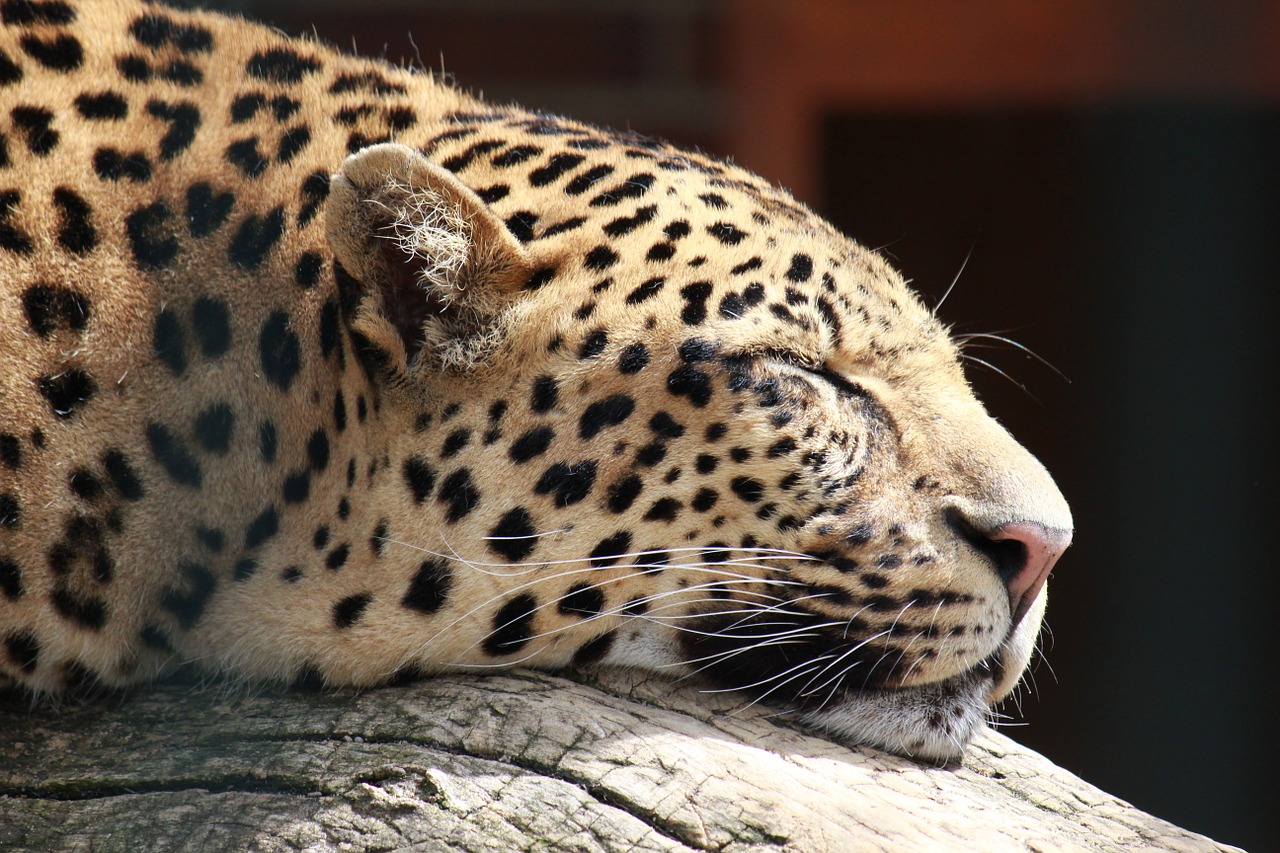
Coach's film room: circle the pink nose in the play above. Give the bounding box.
[991,522,1072,626]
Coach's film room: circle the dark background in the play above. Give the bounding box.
[190,1,1279,847]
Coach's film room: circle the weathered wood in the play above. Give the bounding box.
[0,670,1237,852]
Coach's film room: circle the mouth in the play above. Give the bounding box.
[798,658,998,765]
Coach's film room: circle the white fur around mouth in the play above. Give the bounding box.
[800,665,995,764]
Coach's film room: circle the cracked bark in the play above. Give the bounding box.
[0,669,1238,852]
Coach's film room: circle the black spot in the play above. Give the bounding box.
[2,1,75,25]
[698,192,728,209]
[535,460,597,507]
[579,394,635,440]
[692,488,718,512]
[646,242,675,261]
[258,310,301,391]
[38,369,95,419]
[230,207,285,269]
[259,421,278,464]
[675,343,718,370]
[578,330,608,359]
[572,630,615,665]
[606,475,643,513]
[296,252,324,289]
[244,507,279,550]
[333,390,347,432]
[664,220,691,240]
[333,593,371,629]
[192,403,235,455]
[196,526,224,553]
[402,455,436,503]
[618,342,650,374]
[10,105,57,155]
[589,532,632,568]
[229,93,264,122]
[225,137,268,177]
[313,526,330,550]
[707,222,748,245]
[139,624,173,650]
[126,202,178,268]
[504,211,537,242]
[492,144,541,167]
[441,139,504,172]
[20,33,81,71]
[298,171,329,226]
[644,498,682,522]
[116,54,150,82]
[402,558,452,614]
[559,583,604,617]
[129,13,212,53]
[281,470,309,503]
[0,434,19,470]
[648,412,685,440]
[530,152,586,186]
[151,308,187,376]
[162,60,201,86]
[0,48,19,86]
[22,284,90,337]
[146,422,201,487]
[531,376,558,412]
[92,148,151,182]
[0,189,31,252]
[51,586,106,630]
[161,562,217,630]
[191,296,231,358]
[482,593,537,655]
[731,476,765,503]
[371,519,389,556]
[488,507,538,562]
[603,204,657,237]
[146,100,200,160]
[524,267,557,291]
[768,437,797,458]
[476,184,509,204]
[102,449,144,500]
[509,426,555,463]
[438,468,481,523]
[583,245,618,270]
[67,469,101,502]
[625,277,665,305]
[0,557,23,599]
[635,442,666,466]
[295,433,327,477]
[441,428,471,458]
[325,543,350,570]
[52,188,95,254]
[185,182,234,237]
[565,164,613,195]
[729,447,752,463]
[785,253,814,282]
[246,48,319,83]
[666,366,712,407]
[4,630,38,673]
[0,493,19,528]
[589,173,654,207]
[277,125,310,163]
[680,281,713,325]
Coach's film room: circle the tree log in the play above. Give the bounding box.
[0,669,1237,852]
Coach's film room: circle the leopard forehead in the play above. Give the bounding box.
[0,0,1070,765]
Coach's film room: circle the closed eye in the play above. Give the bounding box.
[800,365,870,400]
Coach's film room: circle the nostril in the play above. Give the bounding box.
[945,510,1071,626]
[944,509,1029,585]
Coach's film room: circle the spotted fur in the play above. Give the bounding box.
[0,0,1071,762]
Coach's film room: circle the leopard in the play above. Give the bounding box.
[0,0,1072,764]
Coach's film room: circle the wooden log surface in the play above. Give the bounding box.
[0,669,1239,852]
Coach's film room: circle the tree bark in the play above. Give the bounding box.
[0,669,1237,852]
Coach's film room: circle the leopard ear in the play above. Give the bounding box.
[326,143,535,372]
